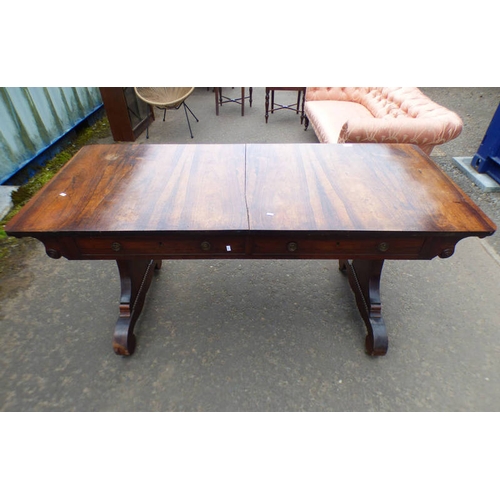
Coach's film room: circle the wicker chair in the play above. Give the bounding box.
[134,87,199,139]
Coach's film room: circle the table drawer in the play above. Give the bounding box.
[74,235,247,257]
[250,235,425,258]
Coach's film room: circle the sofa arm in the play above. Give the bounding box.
[339,115,463,154]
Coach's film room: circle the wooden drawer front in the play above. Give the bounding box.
[250,236,425,258]
[72,234,425,259]
[74,235,247,257]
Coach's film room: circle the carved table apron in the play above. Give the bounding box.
[6,143,496,356]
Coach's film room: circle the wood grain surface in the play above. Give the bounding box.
[6,144,248,234]
[245,143,496,234]
[6,143,496,238]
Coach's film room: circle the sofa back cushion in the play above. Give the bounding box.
[360,88,411,118]
[305,87,456,121]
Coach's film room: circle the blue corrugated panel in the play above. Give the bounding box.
[0,87,103,184]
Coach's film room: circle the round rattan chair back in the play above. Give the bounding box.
[134,87,195,109]
[133,87,198,139]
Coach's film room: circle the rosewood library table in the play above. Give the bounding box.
[6,143,496,357]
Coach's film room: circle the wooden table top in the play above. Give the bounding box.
[6,143,496,238]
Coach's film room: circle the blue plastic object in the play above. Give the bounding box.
[471,103,500,184]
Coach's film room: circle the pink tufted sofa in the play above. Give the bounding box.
[304,87,463,154]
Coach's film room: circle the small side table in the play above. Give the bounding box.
[265,87,306,123]
[215,88,253,116]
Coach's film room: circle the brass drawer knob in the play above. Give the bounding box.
[287,242,298,252]
[378,242,389,252]
[111,242,122,252]
[201,241,211,251]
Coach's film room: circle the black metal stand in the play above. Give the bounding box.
[182,102,199,139]
[145,101,199,140]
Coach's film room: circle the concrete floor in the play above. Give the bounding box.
[1,87,500,411]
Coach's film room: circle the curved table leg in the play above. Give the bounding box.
[339,259,388,356]
[114,259,162,356]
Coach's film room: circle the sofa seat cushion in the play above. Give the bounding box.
[305,100,373,143]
